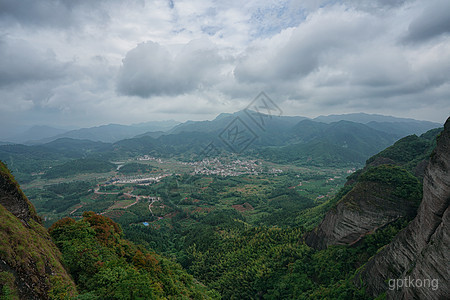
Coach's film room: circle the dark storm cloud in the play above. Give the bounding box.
[117,40,226,98]
[403,0,450,43]
[0,37,68,87]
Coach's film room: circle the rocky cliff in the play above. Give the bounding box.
[0,161,77,299]
[305,127,441,250]
[0,162,39,225]
[305,165,421,250]
[355,117,449,299]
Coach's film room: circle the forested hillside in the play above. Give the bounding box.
[0,112,440,185]
[1,123,446,299]
[0,161,77,299]
[0,162,217,299]
[49,212,218,299]
[2,0,449,297]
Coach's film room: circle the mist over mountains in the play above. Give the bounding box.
[1,112,440,146]
[2,120,181,144]
[0,112,442,184]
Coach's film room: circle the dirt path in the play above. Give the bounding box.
[122,197,139,209]
[94,186,120,195]
[148,198,160,216]
[94,185,160,216]
[69,203,84,215]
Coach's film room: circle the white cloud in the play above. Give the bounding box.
[234,7,382,83]
[117,38,229,97]
[0,37,69,87]
[0,0,449,136]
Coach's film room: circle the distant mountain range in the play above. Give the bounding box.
[256,119,399,166]
[33,121,180,144]
[2,120,180,144]
[1,112,440,146]
[162,112,440,142]
[313,112,436,124]
[1,125,68,145]
[313,113,439,138]
[0,112,442,180]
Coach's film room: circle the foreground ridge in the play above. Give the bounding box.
[356,117,450,299]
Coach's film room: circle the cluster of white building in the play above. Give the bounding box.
[137,155,163,163]
[114,174,170,185]
[189,158,263,176]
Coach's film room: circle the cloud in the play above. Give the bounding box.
[1,0,450,135]
[0,37,69,87]
[117,39,227,97]
[0,0,111,28]
[229,2,450,123]
[403,0,450,43]
[347,0,412,10]
[234,7,381,83]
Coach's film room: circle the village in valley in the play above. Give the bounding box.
[25,153,356,229]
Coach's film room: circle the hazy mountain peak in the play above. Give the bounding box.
[214,112,233,120]
[314,112,440,125]
[24,120,181,144]
[7,125,68,144]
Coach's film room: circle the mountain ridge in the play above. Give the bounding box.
[355,117,450,299]
[305,127,442,250]
[0,113,443,184]
[0,161,77,298]
[313,112,440,125]
[24,120,181,144]
[303,119,448,298]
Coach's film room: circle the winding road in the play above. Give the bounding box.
[93,185,160,215]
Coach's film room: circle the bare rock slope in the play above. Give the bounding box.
[305,166,421,250]
[356,117,449,299]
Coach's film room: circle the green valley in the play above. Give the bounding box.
[1,115,447,299]
[2,1,449,297]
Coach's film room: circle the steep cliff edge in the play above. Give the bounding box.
[355,118,449,299]
[305,165,422,250]
[0,161,77,299]
[0,162,39,224]
[305,127,441,250]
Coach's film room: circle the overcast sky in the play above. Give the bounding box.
[1,0,449,136]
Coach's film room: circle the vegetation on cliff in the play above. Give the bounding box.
[0,161,77,299]
[355,118,450,299]
[366,128,441,175]
[49,212,218,299]
[359,165,422,203]
[0,124,445,299]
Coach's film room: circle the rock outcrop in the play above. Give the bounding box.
[0,161,77,299]
[305,127,442,251]
[355,117,450,299]
[0,163,38,224]
[305,166,420,250]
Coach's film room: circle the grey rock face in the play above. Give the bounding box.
[356,117,450,299]
[0,171,34,223]
[305,181,417,250]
